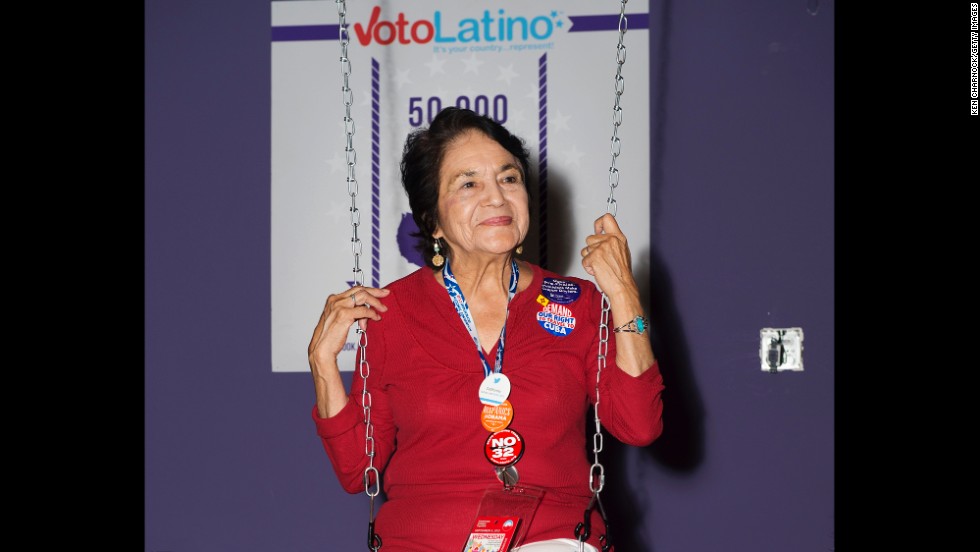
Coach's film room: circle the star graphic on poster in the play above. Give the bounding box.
[562,144,585,167]
[394,68,413,89]
[424,56,447,75]
[496,64,519,85]
[462,54,484,74]
[551,109,572,131]
[525,84,537,101]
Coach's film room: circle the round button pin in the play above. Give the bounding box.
[478,373,511,406]
[480,400,514,432]
[484,428,525,467]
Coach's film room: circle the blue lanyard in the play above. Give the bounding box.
[442,257,519,379]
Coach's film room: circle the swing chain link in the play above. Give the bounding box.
[337,1,381,550]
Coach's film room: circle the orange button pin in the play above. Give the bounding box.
[480,400,514,432]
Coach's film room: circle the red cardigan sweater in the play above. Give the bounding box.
[313,263,665,551]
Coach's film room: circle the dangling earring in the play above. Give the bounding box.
[432,239,445,267]
[515,244,524,255]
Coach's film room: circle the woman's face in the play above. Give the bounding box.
[433,129,529,262]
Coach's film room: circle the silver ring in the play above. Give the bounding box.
[350,291,358,305]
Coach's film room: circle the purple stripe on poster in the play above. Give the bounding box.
[537,53,548,270]
[371,58,381,289]
[567,13,649,32]
[271,24,339,42]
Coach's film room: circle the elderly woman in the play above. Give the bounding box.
[308,107,664,552]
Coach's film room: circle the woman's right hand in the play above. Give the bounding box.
[307,286,390,419]
[308,286,390,374]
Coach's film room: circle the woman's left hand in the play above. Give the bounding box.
[580,213,637,296]
[582,213,656,377]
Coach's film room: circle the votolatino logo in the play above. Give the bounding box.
[352,6,564,46]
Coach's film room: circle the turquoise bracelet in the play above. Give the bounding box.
[613,315,650,334]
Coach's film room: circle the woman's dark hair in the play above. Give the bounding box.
[400,106,531,269]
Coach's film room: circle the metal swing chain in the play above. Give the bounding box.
[577,2,629,551]
[336,1,381,551]
[605,0,628,219]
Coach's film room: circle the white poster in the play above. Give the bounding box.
[272,0,651,372]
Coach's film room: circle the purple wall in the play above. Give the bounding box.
[145,1,834,551]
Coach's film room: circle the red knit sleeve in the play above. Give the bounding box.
[583,283,666,447]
